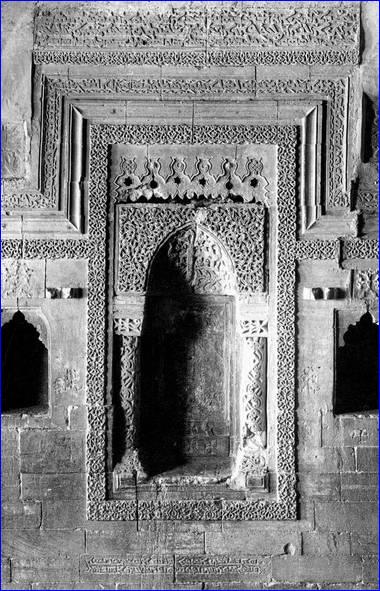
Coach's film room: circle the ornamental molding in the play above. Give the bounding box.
[33,3,360,66]
[3,122,378,519]
[2,75,349,216]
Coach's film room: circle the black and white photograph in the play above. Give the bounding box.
[1,1,378,589]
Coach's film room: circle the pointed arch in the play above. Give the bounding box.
[147,223,237,295]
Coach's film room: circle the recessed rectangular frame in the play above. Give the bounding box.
[85,122,297,520]
[2,72,353,239]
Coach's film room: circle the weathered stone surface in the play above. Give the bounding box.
[12,558,79,584]
[46,259,88,289]
[322,414,379,447]
[2,557,11,584]
[2,529,84,559]
[42,500,86,530]
[315,502,378,534]
[272,556,362,583]
[205,528,301,556]
[1,1,378,589]
[351,532,378,555]
[362,555,379,583]
[2,501,41,530]
[301,532,351,556]
[20,431,85,473]
[85,527,204,555]
[340,472,378,501]
[297,472,340,500]
[21,473,86,500]
[1,123,26,178]
[356,446,379,472]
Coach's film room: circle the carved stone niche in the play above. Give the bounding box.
[110,143,274,500]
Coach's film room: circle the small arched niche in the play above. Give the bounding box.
[335,311,378,414]
[2,310,49,413]
[138,224,238,478]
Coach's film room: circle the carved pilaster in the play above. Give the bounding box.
[114,317,145,478]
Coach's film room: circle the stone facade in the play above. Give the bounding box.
[1,2,378,589]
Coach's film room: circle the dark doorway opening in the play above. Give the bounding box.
[2,311,48,413]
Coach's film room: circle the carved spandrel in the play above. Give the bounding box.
[116,205,265,294]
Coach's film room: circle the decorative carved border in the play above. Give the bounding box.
[2,75,348,213]
[83,123,297,520]
[33,3,359,66]
[2,122,378,518]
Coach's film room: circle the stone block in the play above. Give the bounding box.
[11,558,79,584]
[68,405,87,431]
[1,259,45,299]
[315,502,378,534]
[204,586,319,590]
[46,260,88,290]
[175,555,271,584]
[205,527,301,556]
[272,556,362,583]
[1,123,26,178]
[21,473,86,500]
[2,529,84,559]
[32,585,112,590]
[20,430,85,473]
[356,446,378,472]
[322,414,378,447]
[117,585,201,590]
[79,554,174,584]
[2,2,33,123]
[297,446,355,473]
[340,472,378,501]
[2,557,11,584]
[127,101,193,124]
[297,472,340,500]
[2,585,32,591]
[2,501,41,529]
[2,484,21,501]
[193,101,278,124]
[351,532,378,555]
[42,500,86,530]
[363,555,379,583]
[301,532,351,555]
[256,65,310,81]
[86,526,204,555]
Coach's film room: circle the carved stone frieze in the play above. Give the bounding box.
[33,3,359,66]
[114,155,269,204]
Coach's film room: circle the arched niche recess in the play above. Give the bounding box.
[335,311,378,414]
[2,310,49,413]
[137,224,238,479]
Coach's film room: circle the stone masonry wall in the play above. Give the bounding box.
[1,2,378,589]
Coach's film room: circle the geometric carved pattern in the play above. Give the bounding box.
[3,77,349,210]
[85,123,298,520]
[117,205,265,294]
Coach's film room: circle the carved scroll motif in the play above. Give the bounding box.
[114,318,144,477]
[114,156,269,204]
[232,322,268,486]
